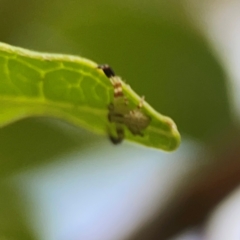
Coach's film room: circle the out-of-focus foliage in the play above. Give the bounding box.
[0,0,234,240]
[0,0,231,140]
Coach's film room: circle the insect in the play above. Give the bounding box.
[97,64,151,144]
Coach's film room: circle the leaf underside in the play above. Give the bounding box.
[0,42,180,151]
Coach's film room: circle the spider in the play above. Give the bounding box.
[98,64,151,144]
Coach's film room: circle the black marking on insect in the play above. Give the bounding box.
[98,64,151,144]
[97,64,115,78]
[109,127,125,144]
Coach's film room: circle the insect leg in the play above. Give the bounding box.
[137,96,145,109]
[111,77,124,98]
[98,64,124,99]
[124,96,129,105]
[98,63,128,144]
[109,127,124,144]
[97,64,115,78]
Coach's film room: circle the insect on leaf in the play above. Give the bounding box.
[0,42,180,151]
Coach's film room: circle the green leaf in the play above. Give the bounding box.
[0,42,180,151]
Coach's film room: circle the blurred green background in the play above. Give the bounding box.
[0,0,237,240]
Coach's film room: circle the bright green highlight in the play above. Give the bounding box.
[0,42,180,151]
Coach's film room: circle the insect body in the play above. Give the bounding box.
[97,64,151,144]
